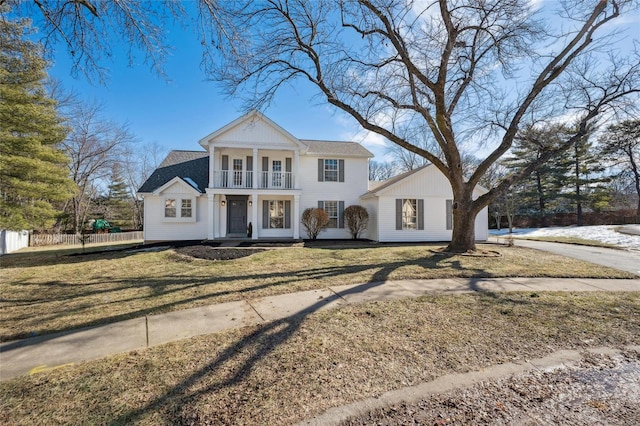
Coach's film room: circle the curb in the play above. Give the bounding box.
[298,345,640,426]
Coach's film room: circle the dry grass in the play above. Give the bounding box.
[516,236,620,248]
[1,292,639,425]
[1,243,634,341]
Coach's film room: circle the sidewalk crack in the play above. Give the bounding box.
[246,300,265,322]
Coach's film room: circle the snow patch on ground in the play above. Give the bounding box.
[490,225,640,251]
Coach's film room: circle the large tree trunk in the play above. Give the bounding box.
[446,193,478,253]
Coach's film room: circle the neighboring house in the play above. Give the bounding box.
[0,229,29,255]
[138,111,488,242]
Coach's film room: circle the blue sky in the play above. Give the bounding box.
[45,2,639,165]
[48,22,388,161]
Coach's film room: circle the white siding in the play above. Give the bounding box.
[212,118,299,149]
[371,166,489,243]
[1,230,29,255]
[143,195,208,241]
[475,208,489,241]
[298,155,369,239]
[361,200,378,241]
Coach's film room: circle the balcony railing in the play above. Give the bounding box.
[213,171,295,189]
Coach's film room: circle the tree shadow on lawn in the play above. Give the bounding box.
[108,266,406,425]
[1,249,497,345]
[108,281,640,424]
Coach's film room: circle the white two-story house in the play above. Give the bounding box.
[138,111,488,242]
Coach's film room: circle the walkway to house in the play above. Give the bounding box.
[1,277,639,381]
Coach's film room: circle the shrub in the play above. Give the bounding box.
[301,208,329,240]
[344,205,369,239]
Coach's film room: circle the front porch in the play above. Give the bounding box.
[205,191,301,240]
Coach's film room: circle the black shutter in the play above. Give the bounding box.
[262,157,269,187]
[396,199,402,230]
[338,201,345,228]
[285,157,292,172]
[418,199,424,230]
[338,159,345,182]
[262,200,269,229]
[221,155,229,187]
[285,200,291,229]
[318,200,324,210]
[446,200,453,230]
[246,156,253,171]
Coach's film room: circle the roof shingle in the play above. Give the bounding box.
[301,140,373,157]
[137,150,209,194]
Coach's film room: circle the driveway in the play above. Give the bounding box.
[503,238,640,276]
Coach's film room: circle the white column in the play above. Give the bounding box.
[252,148,258,189]
[209,144,215,188]
[213,195,221,238]
[207,193,215,240]
[293,194,300,239]
[293,150,300,189]
[252,193,259,240]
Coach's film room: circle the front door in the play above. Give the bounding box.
[227,199,247,235]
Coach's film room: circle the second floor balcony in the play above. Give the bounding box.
[212,170,295,190]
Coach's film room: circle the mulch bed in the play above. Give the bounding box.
[175,246,266,260]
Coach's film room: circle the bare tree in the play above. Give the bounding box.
[385,143,429,171]
[369,160,398,181]
[2,0,233,82]
[599,119,640,214]
[61,102,137,233]
[120,141,166,229]
[209,0,639,252]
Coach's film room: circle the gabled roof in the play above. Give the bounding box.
[137,151,209,194]
[301,140,374,158]
[362,165,429,198]
[198,110,306,150]
[152,176,203,196]
[361,163,489,199]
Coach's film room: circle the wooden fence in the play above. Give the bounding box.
[29,231,144,247]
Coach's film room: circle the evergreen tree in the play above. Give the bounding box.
[106,162,132,228]
[502,125,572,226]
[599,120,640,215]
[0,16,76,230]
[564,127,609,225]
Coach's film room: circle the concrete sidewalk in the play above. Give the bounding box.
[2,277,639,381]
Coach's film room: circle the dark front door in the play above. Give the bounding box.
[227,199,247,234]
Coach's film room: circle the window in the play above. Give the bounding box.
[395,199,424,230]
[318,158,345,182]
[272,160,282,187]
[324,201,339,228]
[233,159,243,186]
[402,199,417,229]
[262,200,291,229]
[269,200,284,228]
[165,199,176,217]
[181,199,192,218]
[319,200,344,228]
[324,159,338,182]
[164,196,196,221]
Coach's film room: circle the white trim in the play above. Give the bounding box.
[152,176,202,196]
[162,195,197,223]
[198,110,307,150]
